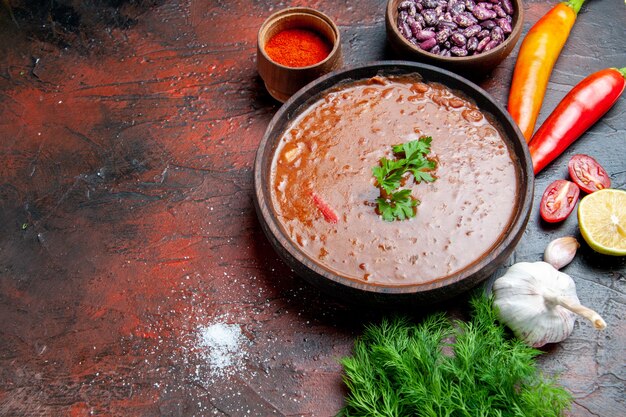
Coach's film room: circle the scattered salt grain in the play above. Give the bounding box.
[195,321,246,379]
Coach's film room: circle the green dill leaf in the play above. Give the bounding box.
[339,294,573,417]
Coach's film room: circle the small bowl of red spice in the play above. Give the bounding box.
[257,7,342,102]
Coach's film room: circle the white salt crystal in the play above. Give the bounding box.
[196,322,244,377]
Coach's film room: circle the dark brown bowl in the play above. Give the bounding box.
[253,61,533,306]
[385,0,524,74]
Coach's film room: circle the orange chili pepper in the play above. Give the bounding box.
[507,0,585,142]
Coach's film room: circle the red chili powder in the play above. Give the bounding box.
[264,28,332,67]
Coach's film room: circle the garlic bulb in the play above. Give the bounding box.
[493,262,606,347]
[544,236,580,269]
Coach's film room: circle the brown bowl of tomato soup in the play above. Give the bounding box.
[253,62,533,305]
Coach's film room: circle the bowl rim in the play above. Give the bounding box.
[385,0,524,63]
[253,60,533,295]
[257,6,342,71]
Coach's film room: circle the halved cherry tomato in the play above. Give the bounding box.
[540,179,580,223]
[568,154,611,194]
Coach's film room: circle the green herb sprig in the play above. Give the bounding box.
[338,294,572,417]
[372,137,437,222]
[376,189,418,222]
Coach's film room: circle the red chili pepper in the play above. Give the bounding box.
[529,67,626,174]
[507,0,585,142]
[310,192,338,224]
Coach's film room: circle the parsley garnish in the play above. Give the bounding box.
[372,157,406,194]
[371,136,437,221]
[376,189,419,222]
[392,136,437,185]
[392,136,431,159]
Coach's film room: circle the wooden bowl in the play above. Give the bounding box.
[253,62,533,306]
[385,0,524,74]
[257,7,343,102]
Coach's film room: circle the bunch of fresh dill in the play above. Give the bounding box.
[338,295,572,417]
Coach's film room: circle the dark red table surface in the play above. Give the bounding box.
[0,1,624,416]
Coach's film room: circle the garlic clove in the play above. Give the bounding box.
[544,236,580,270]
[493,262,606,347]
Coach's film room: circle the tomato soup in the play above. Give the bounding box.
[270,76,518,286]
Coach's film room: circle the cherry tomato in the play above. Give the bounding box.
[568,154,611,194]
[539,180,580,223]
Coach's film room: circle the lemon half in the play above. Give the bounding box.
[578,189,626,256]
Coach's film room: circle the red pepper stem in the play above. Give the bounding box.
[565,0,585,14]
[616,67,626,79]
